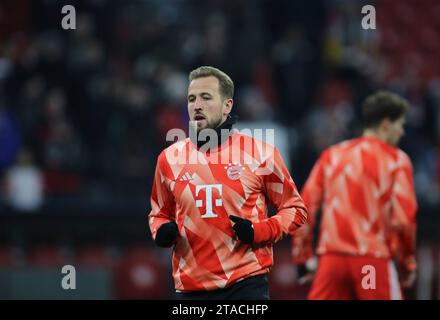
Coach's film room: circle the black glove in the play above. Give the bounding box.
[155,221,178,248]
[297,264,308,279]
[229,215,254,244]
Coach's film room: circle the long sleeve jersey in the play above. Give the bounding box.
[291,136,417,273]
[149,131,307,291]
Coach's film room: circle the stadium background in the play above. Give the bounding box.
[0,0,439,299]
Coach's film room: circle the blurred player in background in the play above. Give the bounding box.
[148,66,307,300]
[291,91,417,300]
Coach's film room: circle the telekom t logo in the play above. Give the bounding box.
[195,184,222,218]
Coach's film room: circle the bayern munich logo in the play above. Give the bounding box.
[225,163,245,180]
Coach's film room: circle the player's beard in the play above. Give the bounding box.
[196,112,223,132]
[209,115,224,131]
[190,114,237,149]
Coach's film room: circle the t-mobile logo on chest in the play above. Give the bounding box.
[195,184,222,218]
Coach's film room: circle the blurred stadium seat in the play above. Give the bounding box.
[27,245,67,268]
[75,245,114,268]
[0,247,18,268]
[113,245,170,299]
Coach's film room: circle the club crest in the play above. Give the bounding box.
[225,163,245,180]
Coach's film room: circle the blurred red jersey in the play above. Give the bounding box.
[292,136,417,273]
[149,131,307,292]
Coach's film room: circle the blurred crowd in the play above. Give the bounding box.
[0,0,439,213]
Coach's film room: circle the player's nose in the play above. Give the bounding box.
[193,97,203,111]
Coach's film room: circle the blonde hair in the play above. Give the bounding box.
[189,66,234,100]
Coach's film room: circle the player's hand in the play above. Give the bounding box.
[296,257,317,285]
[401,270,417,288]
[155,221,179,248]
[297,270,316,285]
[297,264,314,284]
[229,215,254,244]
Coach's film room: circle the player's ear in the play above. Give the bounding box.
[379,118,391,132]
[223,98,233,116]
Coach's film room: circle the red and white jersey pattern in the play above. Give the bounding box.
[291,137,417,272]
[149,131,307,292]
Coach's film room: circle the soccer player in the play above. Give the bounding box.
[148,66,307,299]
[291,91,418,300]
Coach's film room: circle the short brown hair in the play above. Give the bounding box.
[189,66,234,100]
[362,90,409,128]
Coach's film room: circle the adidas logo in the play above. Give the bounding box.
[179,172,193,182]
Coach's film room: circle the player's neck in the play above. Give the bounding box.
[362,129,389,144]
